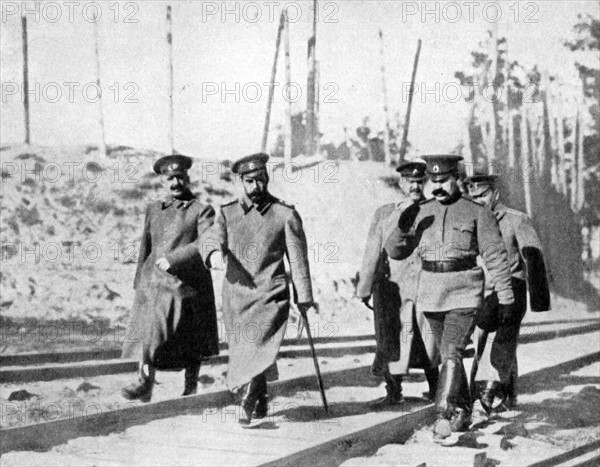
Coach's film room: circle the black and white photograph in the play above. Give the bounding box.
[1,0,599,465]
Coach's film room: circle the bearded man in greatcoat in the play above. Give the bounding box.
[199,153,314,426]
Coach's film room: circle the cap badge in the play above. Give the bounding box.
[433,164,440,173]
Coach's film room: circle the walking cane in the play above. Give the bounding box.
[298,304,329,413]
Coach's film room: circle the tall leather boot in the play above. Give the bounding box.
[480,380,501,414]
[425,367,439,401]
[182,363,200,396]
[253,374,269,419]
[238,374,263,426]
[433,360,471,439]
[370,372,404,408]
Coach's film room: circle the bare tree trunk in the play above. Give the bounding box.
[261,12,285,153]
[463,110,473,167]
[166,5,174,154]
[520,108,533,217]
[92,12,107,158]
[21,16,30,145]
[576,106,586,211]
[557,114,567,194]
[486,24,499,172]
[305,0,317,157]
[283,12,292,164]
[378,29,391,164]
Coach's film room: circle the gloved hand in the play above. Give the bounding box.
[498,303,517,326]
[398,203,420,233]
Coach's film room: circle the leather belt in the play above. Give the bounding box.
[422,259,477,273]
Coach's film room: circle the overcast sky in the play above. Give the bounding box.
[1,1,597,159]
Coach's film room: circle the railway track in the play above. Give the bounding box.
[1,320,599,466]
[2,318,599,384]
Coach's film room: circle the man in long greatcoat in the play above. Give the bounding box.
[357,160,439,406]
[385,155,515,440]
[121,155,219,402]
[199,153,313,426]
[467,173,550,420]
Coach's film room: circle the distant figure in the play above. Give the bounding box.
[385,155,515,441]
[121,154,219,402]
[199,153,314,426]
[357,160,439,407]
[467,173,550,422]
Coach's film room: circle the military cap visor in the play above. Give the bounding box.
[421,154,463,182]
[153,154,193,175]
[468,174,498,196]
[396,161,427,181]
[232,152,270,175]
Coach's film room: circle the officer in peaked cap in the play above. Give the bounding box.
[467,172,550,423]
[199,152,314,426]
[153,154,193,176]
[121,153,219,402]
[358,158,440,407]
[385,154,515,441]
[231,152,270,175]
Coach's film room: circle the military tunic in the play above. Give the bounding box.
[200,193,313,390]
[357,202,438,377]
[122,194,220,369]
[385,196,515,312]
[473,202,550,386]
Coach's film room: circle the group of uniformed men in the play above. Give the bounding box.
[120,151,550,439]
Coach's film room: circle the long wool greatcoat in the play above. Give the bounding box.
[357,202,438,377]
[200,193,313,390]
[121,192,219,369]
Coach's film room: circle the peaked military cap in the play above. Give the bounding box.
[421,154,463,182]
[232,152,269,175]
[468,173,499,196]
[396,160,427,181]
[153,154,193,176]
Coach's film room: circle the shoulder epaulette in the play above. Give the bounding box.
[506,207,527,218]
[273,197,296,210]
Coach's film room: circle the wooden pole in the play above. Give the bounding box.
[399,39,422,162]
[571,111,579,210]
[92,12,107,158]
[378,29,392,164]
[577,106,586,211]
[487,25,498,171]
[261,12,285,152]
[21,15,30,145]
[520,108,533,217]
[305,0,317,157]
[166,5,174,154]
[283,11,292,163]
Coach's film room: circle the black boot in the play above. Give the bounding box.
[480,380,501,414]
[238,374,264,426]
[253,375,268,419]
[370,373,404,408]
[425,367,439,401]
[122,365,155,403]
[434,360,471,434]
[182,363,200,396]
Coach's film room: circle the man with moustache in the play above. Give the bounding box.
[199,153,313,426]
[357,160,439,406]
[467,173,550,421]
[121,154,219,402]
[385,155,515,440]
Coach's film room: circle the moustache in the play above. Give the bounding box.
[432,188,449,197]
